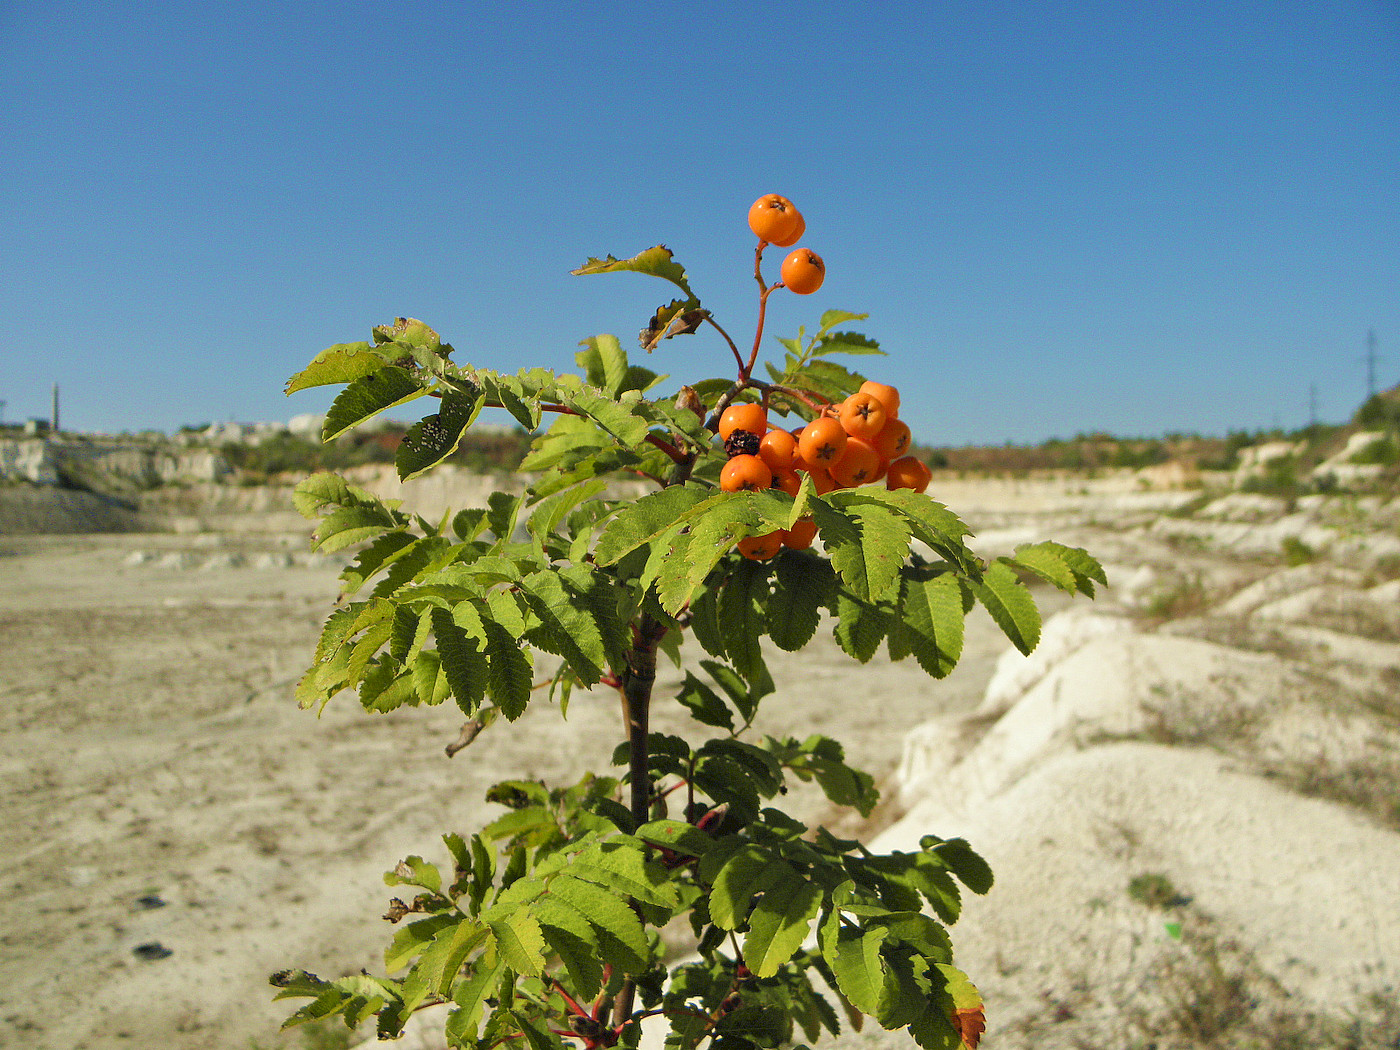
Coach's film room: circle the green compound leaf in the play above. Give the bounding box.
[372,316,443,351]
[485,621,532,720]
[404,918,490,1002]
[573,840,680,911]
[743,877,823,978]
[431,607,487,716]
[697,738,783,798]
[571,244,698,301]
[322,366,427,441]
[576,335,630,397]
[292,471,394,519]
[709,847,793,931]
[776,735,879,818]
[275,972,401,1030]
[834,592,888,664]
[647,490,790,615]
[445,957,506,1045]
[1010,540,1106,597]
[821,912,888,1018]
[293,474,408,553]
[526,478,609,545]
[340,531,417,597]
[547,874,650,973]
[967,559,1041,655]
[923,836,995,895]
[634,819,716,859]
[815,331,884,357]
[518,570,606,686]
[384,854,442,894]
[675,672,735,732]
[716,558,770,684]
[891,571,966,679]
[811,497,907,603]
[487,912,547,977]
[285,340,403,395]
[359,662,416,713]
[315,507,405,554]
[396,388,485,482]
[693,754,761,823]
[563,387,651,448]
[593,483,709,565]
[835,488,978,574]
[767,548,835,652]
[385,914,456,974]
[409,650,450,707]
[535,898,604,998]
[521,413,616,474]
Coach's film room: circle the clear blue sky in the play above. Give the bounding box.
[3,1,1397,446]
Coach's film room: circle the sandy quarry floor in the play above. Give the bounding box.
[2,472,1397,1050]
[0,523,1038,1050]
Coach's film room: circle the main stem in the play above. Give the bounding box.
[614,612,666,1026]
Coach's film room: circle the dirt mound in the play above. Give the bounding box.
[0,486,143,534]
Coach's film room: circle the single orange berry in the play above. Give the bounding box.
[781,518,818,550]
[718,402,767,443]
[837,391,889,441]
[807,467,838,494]
[770,211,806,248]
[872,417,912,462]
[780,248,825,295]
[858,380,901,419]
[757,428,798,472]
[796,416,847,467]
[830,436,881,487]
[747,195,801,245]
[720,454,773,493]
[770,468,802,497]
[738,531,783,561]
[886,456,933,494]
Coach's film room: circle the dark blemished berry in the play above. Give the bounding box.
[724,430,761,458]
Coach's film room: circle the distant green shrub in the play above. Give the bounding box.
[1350,436,1399,466]
[1282,536,1316,566]
[1354,392,1400,431]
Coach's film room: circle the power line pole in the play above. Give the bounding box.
[1309,383,1318,428]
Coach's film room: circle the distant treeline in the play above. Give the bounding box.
[207,382,1400,483]
[221,425,534,480]
[917,387,1400,475]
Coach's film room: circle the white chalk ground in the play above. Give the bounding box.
[4,470,1398,1050]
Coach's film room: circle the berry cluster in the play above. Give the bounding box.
[748,193,824,295]
[717,382,933,561]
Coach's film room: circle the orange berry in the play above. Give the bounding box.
[806,467,838,494]
[770,210,806,248]
[720,454,773,493]
[830,436,881,487]
[837,391,889,441]
[872,418,911,462]
[781,518,818,550]
[886,456,932,494]
[858,380,901,419]
[747,195,801,245]
[718,403,767,442]
[738,532,782,561]
[796,416,847,467]
[770,468,801,497]
[757,428,798,472]
[780,248,825,295]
